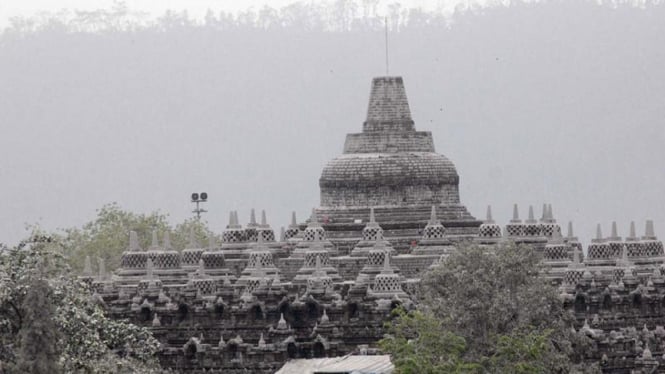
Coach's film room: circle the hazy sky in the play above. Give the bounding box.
[1,0,664,248]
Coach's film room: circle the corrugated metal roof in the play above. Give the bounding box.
[275,355,393,374]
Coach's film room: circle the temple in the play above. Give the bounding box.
[88,76,665,373]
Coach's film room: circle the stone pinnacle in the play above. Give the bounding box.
[567,221,574,238]
[596,224,603,241]
[629,221,637,239]
[645,219,656,238]
[527,205,536,223]
[485,205,494,223]
[430,205,438,223]
[163,231,172,250]
[290,211,297,227]
[128,230,141,252]
[250,209,256,225]
[512,204,520,221]
[369,207,376,223]
[261,210,267,226]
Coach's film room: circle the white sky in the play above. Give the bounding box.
[0,0,476,28]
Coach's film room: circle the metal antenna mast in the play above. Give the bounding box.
[385,16,389,75]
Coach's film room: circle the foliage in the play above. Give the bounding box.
[381,242,599,374]
[61,202,215,274]
[0,235,162,373]
[14,265,61,374]
[379,308,480,374]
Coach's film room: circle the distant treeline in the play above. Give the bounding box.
[2,0,661,35]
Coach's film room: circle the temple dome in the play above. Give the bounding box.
[319,76,462,208]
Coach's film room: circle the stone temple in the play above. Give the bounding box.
[317,77,480,252]
[88,76,665,373]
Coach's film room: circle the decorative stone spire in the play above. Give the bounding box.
[249,209,257,227]
[524,205,542,236]
[594,224,604,242]
[284,211,301,241]
[261,210,268,227]
[478,205,501,239]
[152,313,161,327]
[208,235,216,250]
[258,333,266,348]
[628,221,638,240]
[644,220,657,239]
[485,205,494,224]
[421,206,446,240]
[564,221,583,262]
[527,206,536,223]
[163,231,172,251]
[363,77,414,132]
[148,230,160,251]
[506,204,524,237]
[128,230,141,252]
[309,208,321,228]
[429,206,440,225]
[321,309,329,324]
[512,204,520,222]
[607,221,623,259]
[277,313,287,330]
[362,207,384,241]
[540,203,547,222]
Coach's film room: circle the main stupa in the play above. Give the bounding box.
[316,76,480,252]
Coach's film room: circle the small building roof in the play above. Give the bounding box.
[275,354,393,374]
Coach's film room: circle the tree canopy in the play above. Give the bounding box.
[380,242,598,374]
[60,202,216,274]
[0,234,162,373]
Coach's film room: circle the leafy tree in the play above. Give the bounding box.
[13,262,61,374]
[0,235,162,373]
[61,202,215,274]
[381,242,599,374]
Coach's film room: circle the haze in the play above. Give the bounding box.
[1,0,664,247]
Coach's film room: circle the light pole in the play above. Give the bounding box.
[191,192,208,220]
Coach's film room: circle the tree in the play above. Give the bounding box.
[0,235,162,373]
[380,242,599,373]
[61,202,216,274]
[13,264,61,374]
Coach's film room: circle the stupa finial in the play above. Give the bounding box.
[369,207,376,223]
[291,211,297,226]
[646,219,656,237]
[261,210,267,226]
[163,231,172,250]
[485,205,494,223]
[527,205,535,222]
[250,209,256,225]
[208,235,216,250]
[596,224,603,240]
[540,203,547,221]
[611,221,618,238]
[128,230,141,252]
[512,204,520,221]
[567,221,574,238]
[430,206,438,223]
[629,221,637,239]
